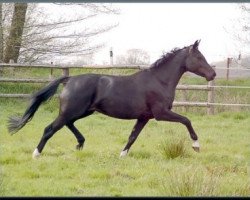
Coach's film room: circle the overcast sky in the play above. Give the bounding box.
[91,3,243,65]
[42,3,245,65]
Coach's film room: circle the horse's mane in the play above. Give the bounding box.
[150,46,188,69]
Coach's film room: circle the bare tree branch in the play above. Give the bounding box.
[2,3,120,63]
[24,13,98,29]
[116,49,150,65]
[54,3,120,15]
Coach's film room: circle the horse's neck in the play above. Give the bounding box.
[152,52,186,88]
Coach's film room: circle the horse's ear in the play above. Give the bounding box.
[189,40,201,53]
[193,40,201,49]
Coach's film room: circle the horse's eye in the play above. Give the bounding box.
[196,55,203,60]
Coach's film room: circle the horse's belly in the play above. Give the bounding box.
[94,99,150,120]
[97,110,136,119]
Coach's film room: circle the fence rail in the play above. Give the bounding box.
[0,63,148,69]
[1,63,250,114]
[0,78,51,83]
[2,63,250,70]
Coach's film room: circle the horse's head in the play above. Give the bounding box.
[185,40,216,81]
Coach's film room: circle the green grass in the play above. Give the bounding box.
[159,132,187,159]
[0,98,249,196]
[163,166,220,196]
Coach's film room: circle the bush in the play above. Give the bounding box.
[159,137,186,159]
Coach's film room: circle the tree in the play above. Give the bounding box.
[2,3,120,63]
[3,3,27,63]
[54,53,95,66]
[116,49,150,65]
[0,3,3,62]
[226,4,250,51]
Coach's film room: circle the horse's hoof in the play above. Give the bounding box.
[120,150,128,158]
[192,140,200,153]
[192,146,200,152]
[76,143,83,150]
[32,148,40,159]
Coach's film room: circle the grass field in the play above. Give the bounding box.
[0,68,250,196]
[0,99,250,196]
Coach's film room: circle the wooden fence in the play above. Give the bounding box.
[1,63,250,115]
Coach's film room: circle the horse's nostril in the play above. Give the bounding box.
[207,71,216,81]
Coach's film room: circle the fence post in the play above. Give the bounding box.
[110,47,113,65]
[62,67,69,87]
[49,62,54,80]
[207,78,215,115]
[62,67,69,77]
[226,57,232,81]
[181,90,188,113]
[9,59,14,75]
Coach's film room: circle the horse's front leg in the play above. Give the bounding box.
[120,118,149,157]
[152,105,200,152]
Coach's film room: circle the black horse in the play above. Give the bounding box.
[8,40,216,158]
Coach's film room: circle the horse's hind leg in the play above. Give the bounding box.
[66,111,94,150]
[33,115,66,158]
[67,123,84,150]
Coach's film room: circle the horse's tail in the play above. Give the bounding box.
[8,76,69,134]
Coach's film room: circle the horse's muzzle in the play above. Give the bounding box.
[206,71,216,81]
